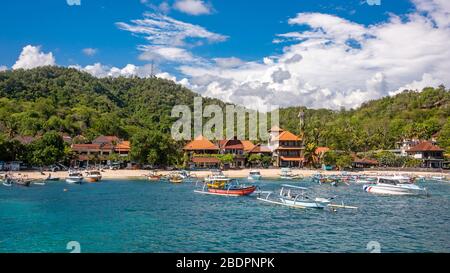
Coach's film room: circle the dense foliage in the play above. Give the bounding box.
[280,86,450,153]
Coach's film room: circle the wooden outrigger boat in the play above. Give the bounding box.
[203,170,232,188]
[195,179,257,197]
[257,184,357,210]
[145,171,162,181]
[167,173,183,184]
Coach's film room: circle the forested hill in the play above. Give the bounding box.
[280,86,450,153]
[0,66,224,140]
[0,66,449,155]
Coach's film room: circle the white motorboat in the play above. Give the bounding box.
[66,171,84,184]
[1,174,12,187]
[363,177,427,196]
[248,170,262,181]
[257,184,357,210]
[279,168,301,180]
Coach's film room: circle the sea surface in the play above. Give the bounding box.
[0,178,449,253]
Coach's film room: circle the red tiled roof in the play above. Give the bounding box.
[72,143,114,151]
[92,135,121,145]
[249,144,272,153]
[183,135,219,151]
[219,138,244,150]
[191,157,220,163]
[273,131,301,141]
[115,141,130,151]
[408,141,444,152]
[241,141,255,152]
[352,156,379,165]
[315,147,330,155]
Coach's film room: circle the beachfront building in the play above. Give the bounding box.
[218,137,246,168]
[71,135,131,167]
[406,141,445,168]
[268,126,304,168]
[183,135,220,169]
[351,155,379,168]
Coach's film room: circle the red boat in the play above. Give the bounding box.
[206,185,257,196]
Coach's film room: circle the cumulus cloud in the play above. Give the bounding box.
[12,45,56,70]
[70,63,156,78]
[82,48,97,56]
[175,0,450,110]
[271,68,291,83]
[173,0,212,16]
[213,57,244,68]
[0,65,7,71]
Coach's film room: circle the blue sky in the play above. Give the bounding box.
[1,0,449,110]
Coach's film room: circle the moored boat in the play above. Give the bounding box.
[204,171,231,188]
[66,171,84,184]
[1,174,13,187]
[257,184,357,210]
[279,168,301,180]
[145,171,162,181]
[363,177,427,196]
[195,179,257,197]
[85,170,102,183]
[167,173,183,184]
[248,170,262,181]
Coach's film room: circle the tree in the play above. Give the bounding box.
[336,154,352,169]
[438,118,450,153]
[322,150,337,167]
[303,143,318,168]
[29,131,65,166]
[247,154,262,167]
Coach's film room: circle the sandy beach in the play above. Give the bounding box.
[7,168,450,181]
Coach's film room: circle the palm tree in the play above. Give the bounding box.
[303,142,318,168]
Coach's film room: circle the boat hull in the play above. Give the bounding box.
[86,177,101,183]
[66,178,84,184]
[248,175,262,181]
[281,198,327,209]
[363,185,426,196]
[207,186,257,196]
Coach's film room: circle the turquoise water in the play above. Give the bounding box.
[0,179,449,253]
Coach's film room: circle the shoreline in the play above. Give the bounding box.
[5,168,450,180]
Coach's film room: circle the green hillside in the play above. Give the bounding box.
[0,66,449,166]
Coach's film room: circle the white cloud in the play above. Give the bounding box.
[12,45,56,70]
[213,57,244,68]
[173,0,211,16]
[116,13,227,47]
[175,1,450,110]
[82,48,97,56]
[0,65,7,71]
[116,13,226,63]
[138,45,198,63]
[70,63,156,78]
[391,73,443,95]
